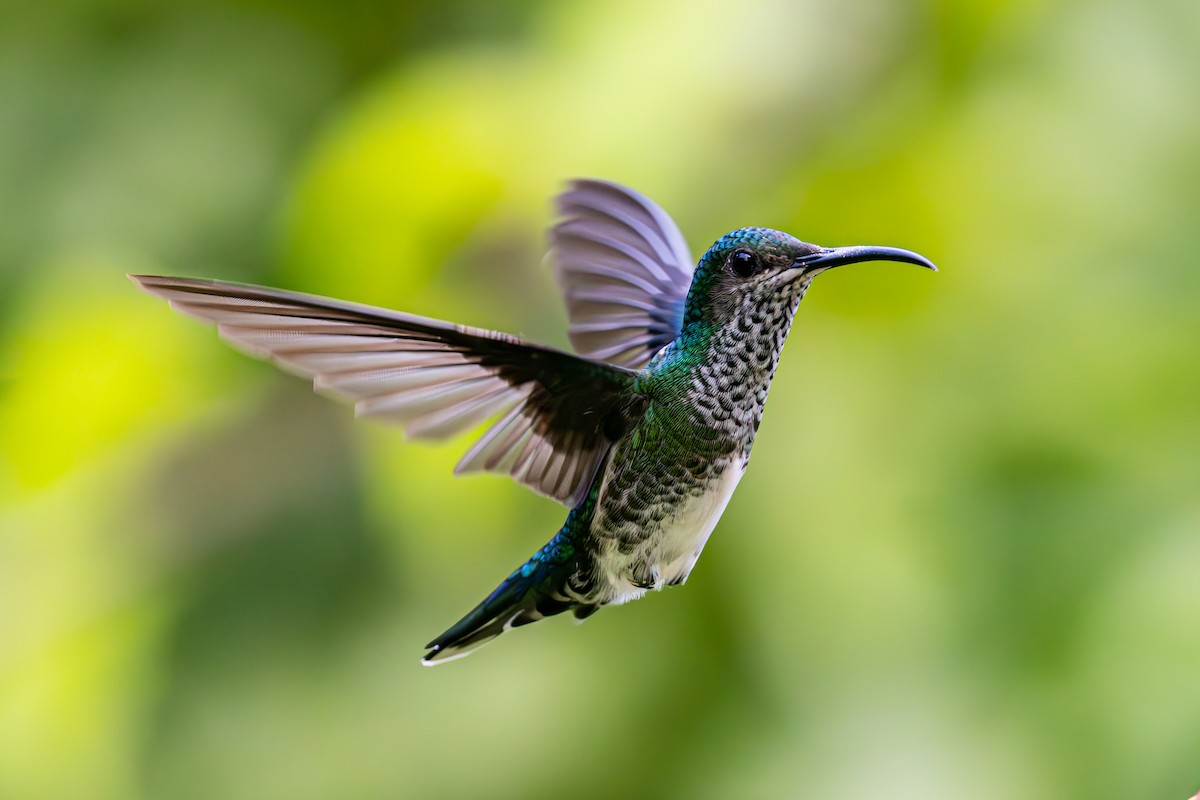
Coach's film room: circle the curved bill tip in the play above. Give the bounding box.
[796,245,938,274]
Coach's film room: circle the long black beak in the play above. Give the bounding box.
[793,245,937,275]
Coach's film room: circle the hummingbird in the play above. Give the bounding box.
[132,179,935,665]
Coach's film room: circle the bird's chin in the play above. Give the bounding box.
[775,267,818,287]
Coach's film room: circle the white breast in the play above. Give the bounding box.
[602,461,746,604]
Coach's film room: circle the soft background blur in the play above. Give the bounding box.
[1,0,1198,797]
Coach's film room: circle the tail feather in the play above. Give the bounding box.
[422,538,591,665]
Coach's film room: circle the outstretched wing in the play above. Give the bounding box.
[131,275,638,506]
[550,179,695,369]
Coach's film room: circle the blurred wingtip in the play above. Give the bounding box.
[127,273,169,283]
[128,273,175,296]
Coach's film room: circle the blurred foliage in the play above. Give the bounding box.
[1,0,1199,798]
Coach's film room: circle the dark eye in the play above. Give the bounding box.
[729,249,758,278]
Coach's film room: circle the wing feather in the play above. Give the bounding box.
[550,179,695,369]
[131,274,638,506]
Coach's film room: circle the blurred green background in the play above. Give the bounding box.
[1,0,1198,797]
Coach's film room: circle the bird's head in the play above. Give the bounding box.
[682,227,936,328]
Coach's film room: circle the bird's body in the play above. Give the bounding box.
[133,181,934,664]
[588,259,806,596]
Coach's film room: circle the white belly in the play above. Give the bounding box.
[601,462,746,604]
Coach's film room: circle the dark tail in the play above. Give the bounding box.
[421,535,592,665]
